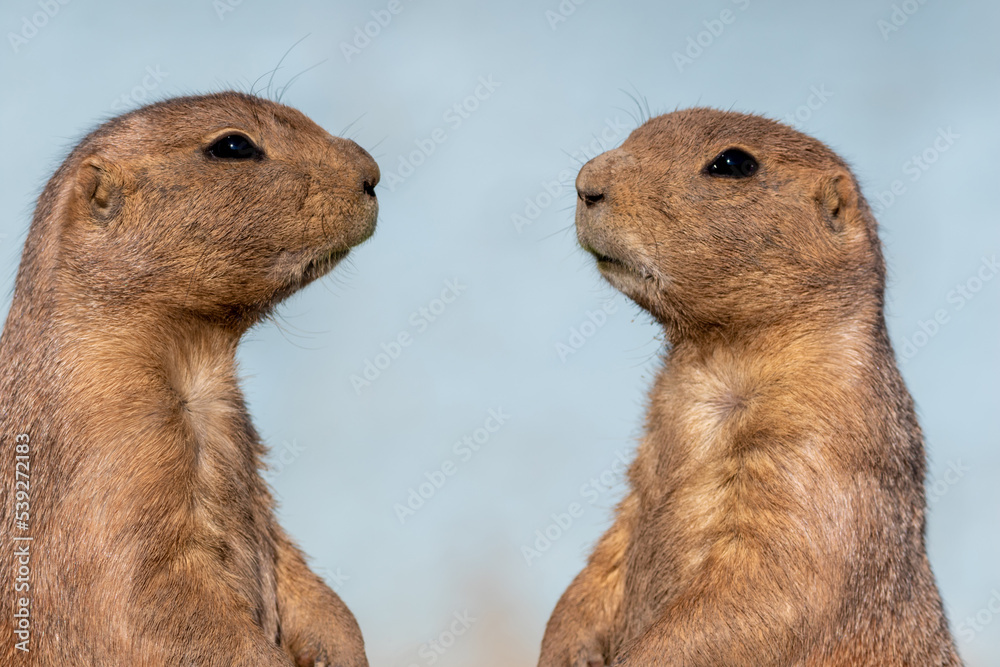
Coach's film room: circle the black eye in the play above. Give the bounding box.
[206,134,263,160]
[706,148,758,178]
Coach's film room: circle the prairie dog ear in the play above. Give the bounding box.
[76,156,126,224]
[813,169,859,235]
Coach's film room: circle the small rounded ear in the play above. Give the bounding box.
[76,156,125,225]
[813,170,859,235]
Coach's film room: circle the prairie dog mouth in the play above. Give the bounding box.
[593,251,626,268]
[586,247,658,284]
[302,247,349,281]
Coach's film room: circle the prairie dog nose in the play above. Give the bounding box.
[332,137,380,197]
[576,148,633,208]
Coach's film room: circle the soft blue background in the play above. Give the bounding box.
[1,1,997,664]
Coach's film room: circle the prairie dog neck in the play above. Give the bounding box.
[636,315,888,495]
[47,310,259,504]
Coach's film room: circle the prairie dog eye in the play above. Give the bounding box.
[205,134,263,160]
[706,148,758,178]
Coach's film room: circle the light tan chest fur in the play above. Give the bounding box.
[48,327,280,643]
[620,343,860,637]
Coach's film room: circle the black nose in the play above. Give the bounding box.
[578,190,605,207]
[345,139,379,198]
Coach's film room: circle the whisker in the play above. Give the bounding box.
[339,113,367,138]
[262,34,311,100]
[276,59,328,103]
[538,222,577,242]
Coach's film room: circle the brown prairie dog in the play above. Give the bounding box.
[0,92,378,666]
[539,108,962,667]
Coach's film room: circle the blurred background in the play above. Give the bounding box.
[1,0,997,664]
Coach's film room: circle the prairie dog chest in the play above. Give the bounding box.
[168,343,279,636]
[621,358,769,609]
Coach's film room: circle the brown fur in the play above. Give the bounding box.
[538,108,962,666]
[0,92,379,665]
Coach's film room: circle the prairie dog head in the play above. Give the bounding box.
[50,92,379,327]
[575,108,884,339]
